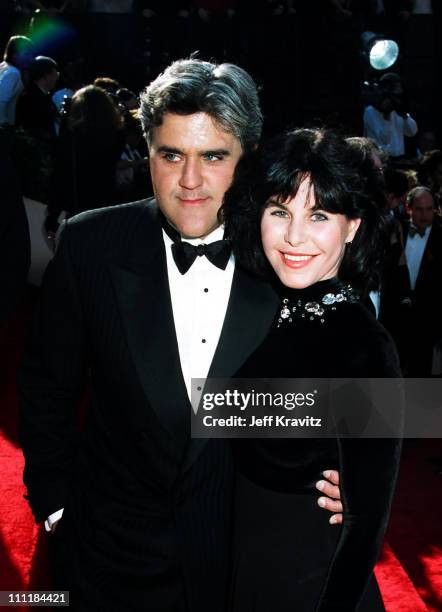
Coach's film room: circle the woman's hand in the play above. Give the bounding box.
[316,470,343,525]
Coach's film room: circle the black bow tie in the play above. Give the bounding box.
[409,225,426,238]
[161,214,231,274]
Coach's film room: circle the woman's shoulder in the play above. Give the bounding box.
[332,301,401,377]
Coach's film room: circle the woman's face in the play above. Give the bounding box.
[261,176,361,289]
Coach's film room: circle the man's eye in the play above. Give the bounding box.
[311,212,328,222]
[203,153,223,161]
[162,153,180,162]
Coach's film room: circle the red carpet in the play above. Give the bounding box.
[1,304,441,609]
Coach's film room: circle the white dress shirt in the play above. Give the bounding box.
[413,0,432,14]
[164,224,235,400]
[45,223,235,532]
[363,106,418,157]
[0,62,23,125]
[405,224,431,290]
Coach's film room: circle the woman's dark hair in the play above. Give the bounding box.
[66,85,123,132]
[345,136,388,212]
[222,127,386,295]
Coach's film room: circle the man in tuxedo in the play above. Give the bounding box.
[394,186,442,375]
[19,59,342,611]
[16,55,59,138]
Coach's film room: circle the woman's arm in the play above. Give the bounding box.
[316,436,402,611]
[316,327,403,611]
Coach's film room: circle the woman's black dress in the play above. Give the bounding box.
[231,277,402,612]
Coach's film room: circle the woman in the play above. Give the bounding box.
[223,128,402,611]
[45,84,125,237]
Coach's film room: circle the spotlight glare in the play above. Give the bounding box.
[369,39,399,71]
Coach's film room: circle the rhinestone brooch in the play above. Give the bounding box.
[277,284,356,328]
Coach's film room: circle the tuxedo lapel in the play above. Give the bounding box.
[182,266,279,473]
[208,266,279,378]
[109,203,189,448]
[415,224,440,291]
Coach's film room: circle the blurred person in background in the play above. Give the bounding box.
[44,84,124,241]
[116,87,139,111]
[384,167,410,221]
[116,110,150,203]
[388,186,442,375]
[93,76,120,95]
[52,59,83,112]
[415,128,438,158]
[363,73,418,159]
[16,55,59,139]
[0,35,34,126]
[417,149,442,213]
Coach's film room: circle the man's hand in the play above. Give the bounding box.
[316,469,343,525]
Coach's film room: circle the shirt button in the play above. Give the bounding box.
[197,386,202,391]
[204,288,209,293]
[202,339,206,343]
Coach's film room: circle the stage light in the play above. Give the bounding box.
[361,31,399,71]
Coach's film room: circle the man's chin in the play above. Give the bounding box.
[177,221,221,240]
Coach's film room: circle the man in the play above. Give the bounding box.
[16,55,59,138]
[395,187,442,375]
[0,35,34,126]
[19,59,342,611]
[363,73,418,158]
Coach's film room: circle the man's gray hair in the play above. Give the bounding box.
[406,185,434,207]
[139,58,262,151]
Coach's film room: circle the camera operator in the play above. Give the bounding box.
[363,72,417,159]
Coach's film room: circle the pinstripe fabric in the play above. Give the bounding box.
[19,198,279,611]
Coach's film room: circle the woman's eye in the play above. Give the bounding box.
[269,209,289,218]
[311,212,328,222]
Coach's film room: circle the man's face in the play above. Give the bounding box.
[148,112,243,239]
[44,67,59,92]
[410,191,435,231]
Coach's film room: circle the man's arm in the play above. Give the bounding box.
[402,114,418,138]
[18,222,88,524]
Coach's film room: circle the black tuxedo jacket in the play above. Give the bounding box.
[401,220,442,314]
[16,83,58,138]
[19,199,278,611]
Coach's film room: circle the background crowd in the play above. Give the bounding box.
[1,0,442,378]
[0,2,441,607]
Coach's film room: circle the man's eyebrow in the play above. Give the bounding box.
[202,149,231,157]
[156,146,183,155]
[155,146,231,157]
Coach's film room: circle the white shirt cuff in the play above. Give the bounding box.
[44,508,64,532]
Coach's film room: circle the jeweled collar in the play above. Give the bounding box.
[276,277,358,328]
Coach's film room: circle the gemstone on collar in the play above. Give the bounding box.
[277,283,356,328]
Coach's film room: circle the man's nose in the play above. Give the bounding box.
[179,158,203,190]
